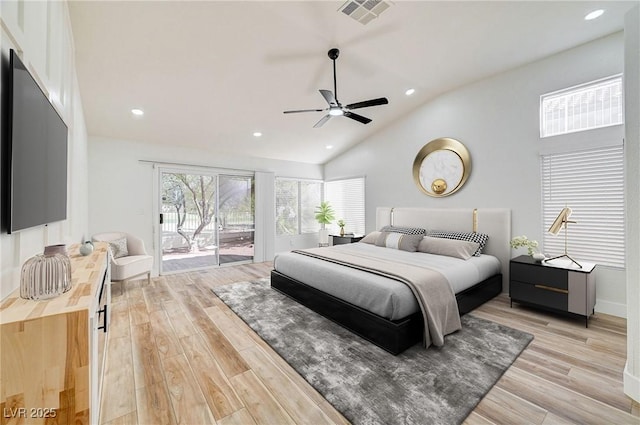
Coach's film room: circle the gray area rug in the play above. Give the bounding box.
[213,279,533,425]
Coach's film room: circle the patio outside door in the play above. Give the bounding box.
[159,170,254,274]
[218,175,255,265]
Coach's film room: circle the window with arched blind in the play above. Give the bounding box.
[540,75,623,138]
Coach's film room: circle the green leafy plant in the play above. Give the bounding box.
[314,201,335,229]
[337,219,345,229]
[510,235,539,256]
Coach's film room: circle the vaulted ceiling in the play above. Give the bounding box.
[68,1,636,164]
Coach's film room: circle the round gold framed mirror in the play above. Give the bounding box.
[412,138,471,197]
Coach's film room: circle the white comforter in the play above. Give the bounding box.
[273,243,501,320]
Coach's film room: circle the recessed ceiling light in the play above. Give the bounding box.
[585,9,604,21]
[326,145,333,149]
[253,132,262,137]
[131,108,144,116]
[405,88,415,96]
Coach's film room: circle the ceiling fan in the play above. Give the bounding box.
[283,48,389,128]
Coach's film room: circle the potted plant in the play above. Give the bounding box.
[337,219,346,237]
[510,235,544,261]
[314,201,335,245]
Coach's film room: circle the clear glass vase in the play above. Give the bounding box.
[20,253,72,300]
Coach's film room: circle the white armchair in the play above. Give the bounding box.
[92,232,153,284]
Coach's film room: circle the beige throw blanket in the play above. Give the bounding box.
[293,247,462,348]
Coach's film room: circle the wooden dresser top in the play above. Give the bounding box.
[0,242,109,325]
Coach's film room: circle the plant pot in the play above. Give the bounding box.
[532,252,545,262]
[318,229,329,245]
[340,227,345,237]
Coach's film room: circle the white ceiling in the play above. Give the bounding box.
[68,1,636,165]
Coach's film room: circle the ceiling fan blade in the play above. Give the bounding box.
[344,111,372,124]
[283,108,324,114]
[346,97,389,110]
[319,89,338,106]
[313,115,331,128]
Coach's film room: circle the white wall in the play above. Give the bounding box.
[624,4,640,404]
[87,136,322,275]
[0,1,89,300]
[324,32,627,316]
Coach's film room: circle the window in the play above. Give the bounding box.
[275,178,322,236]
[300,181,322,233]
[540,75,623,138]
[325,177,365,235]
[540,145,624,268]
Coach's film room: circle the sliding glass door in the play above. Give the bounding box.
[218,175,255,264]
[159,170,254,274]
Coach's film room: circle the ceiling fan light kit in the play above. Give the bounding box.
[283,48,389,128]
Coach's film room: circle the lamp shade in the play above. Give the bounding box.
[548,207,572,235]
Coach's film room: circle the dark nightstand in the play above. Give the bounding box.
[331,234,364,245]
[509,255,596,327]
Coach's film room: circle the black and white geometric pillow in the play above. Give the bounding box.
[426,230,489,256]
[379,225,426,236]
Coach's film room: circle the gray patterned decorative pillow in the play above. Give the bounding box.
[109,237,129,259]
[418,236,480,260]
[375,232,423,252]
[379,226,426,236]
[426,230,489,256]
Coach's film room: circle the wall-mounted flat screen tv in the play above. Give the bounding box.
[7,49,68,233]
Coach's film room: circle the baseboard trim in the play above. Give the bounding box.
[595,299,626,318]
[624,362,640,403]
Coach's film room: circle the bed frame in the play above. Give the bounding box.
[271,207,511,355]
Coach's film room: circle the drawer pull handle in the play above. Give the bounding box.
[98,305,108,333]
[534,284,568,294]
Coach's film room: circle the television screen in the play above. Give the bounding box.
[8,49,68,233]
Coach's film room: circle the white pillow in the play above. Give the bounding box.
[418,236,480,260]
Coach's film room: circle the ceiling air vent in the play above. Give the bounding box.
[338,0,392,25]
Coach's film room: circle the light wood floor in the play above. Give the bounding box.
[100,262,640,425]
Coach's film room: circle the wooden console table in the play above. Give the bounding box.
[0,242,111,425]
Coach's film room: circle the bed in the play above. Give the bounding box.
[271,207,511,354]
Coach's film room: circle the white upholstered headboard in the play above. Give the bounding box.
[376,207,511,291]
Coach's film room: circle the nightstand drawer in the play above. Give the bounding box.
[331,235,363,245]
[510,281,568,311]
[510,262,567,290]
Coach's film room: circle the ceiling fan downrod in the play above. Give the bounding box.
[328,48,340,103]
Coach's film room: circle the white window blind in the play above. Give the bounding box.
[540,145,624,268]
[540,75,623,138]
[325,177,365,235]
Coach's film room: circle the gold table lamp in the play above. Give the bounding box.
[545,207,582,268]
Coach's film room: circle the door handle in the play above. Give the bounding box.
[159,213,164,224]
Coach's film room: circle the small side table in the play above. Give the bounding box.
[331,234,364,245]
[509,255,596,327]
